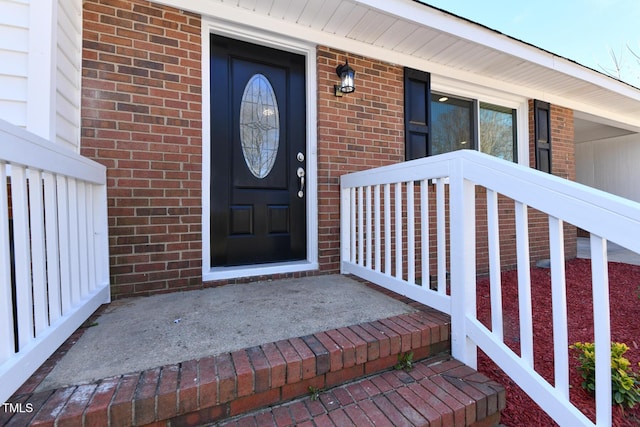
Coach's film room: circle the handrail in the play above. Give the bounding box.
[0,119,110,403]
[341,149,640,426]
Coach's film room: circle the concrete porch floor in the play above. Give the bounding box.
[4,274,505,427]
[28,275,419,393]
[576,236,640,265]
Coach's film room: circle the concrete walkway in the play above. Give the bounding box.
[35,275,416,392]
[576,236,640,265]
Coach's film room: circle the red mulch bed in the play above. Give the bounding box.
[476,258,640,426]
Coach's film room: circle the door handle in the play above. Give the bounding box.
[297,167,305,198]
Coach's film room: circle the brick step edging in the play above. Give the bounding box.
[219,354,506,427]
[7,309,450,426]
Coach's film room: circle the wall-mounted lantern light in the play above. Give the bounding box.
[334,59,355,97]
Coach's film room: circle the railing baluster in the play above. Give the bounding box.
[515,201,534,366]
[366,185,372,268]
[11,165,33,350]
[358,186,364,266]
[374,184,381,272]
[420,179,429,289]
[549,216,569,398]
[78,182,90,297]
[395,182,402,280]
[384,184,391,275]
[436,178,446,292]
[86,185,97,292]
[590,235,612,426]
[77,181,89,297]
[350,188,356,263]
[28,169,48,334]
[486,189,503,340]
[0,163,13,361]
[407,181,415,284]
[43,172,62,322]
[56,175,72,314]
[68,177,81,307]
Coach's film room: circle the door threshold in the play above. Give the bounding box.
[204,260,319,281]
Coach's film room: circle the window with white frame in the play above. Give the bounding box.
[404,67,524,164]
[431,92,517,162]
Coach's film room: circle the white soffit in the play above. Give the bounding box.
[157,0,640,127]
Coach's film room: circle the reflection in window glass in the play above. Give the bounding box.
[239,74,280,179]
[479,102,516,162]
[430,94,473,155]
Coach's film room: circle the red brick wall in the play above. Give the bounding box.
[81,0,203,298]
[317,47,405,272]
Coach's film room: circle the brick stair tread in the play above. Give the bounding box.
[2,307,503,426]
[218,354,506,427]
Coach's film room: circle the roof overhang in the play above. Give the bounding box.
[155,0,640,131]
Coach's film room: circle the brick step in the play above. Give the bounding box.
[2,308,484,426]
[219,354,505,427]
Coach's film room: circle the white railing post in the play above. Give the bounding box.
[93,182,111,297]
[449,156,477,368]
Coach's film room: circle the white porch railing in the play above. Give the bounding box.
[0,119,110,403]
[340,150,640,427]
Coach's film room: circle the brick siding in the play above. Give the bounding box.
[317,47,405,273]
[80,0,203,298]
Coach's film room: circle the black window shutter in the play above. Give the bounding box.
[404,68,430,160]
[534,100,551,173]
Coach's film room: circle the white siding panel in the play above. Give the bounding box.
[56,0,82,150]
[0,100,27,126]
[576,134,640,203]
[0,0,29,27]
[0,0,29,127]
[56,97,78,150]
[575,141,595,188]
[0,24,29,52]
[0,75,27,101]
[0,49,28,75]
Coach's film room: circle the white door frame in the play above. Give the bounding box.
[201,18,319,281]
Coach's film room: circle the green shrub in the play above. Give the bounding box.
[570,342,640,409]
[394,351,414,371]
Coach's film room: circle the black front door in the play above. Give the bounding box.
[210,35,306,267]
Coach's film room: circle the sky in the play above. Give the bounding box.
[424,0,640,87]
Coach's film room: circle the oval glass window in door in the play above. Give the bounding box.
[239,74,280,179]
